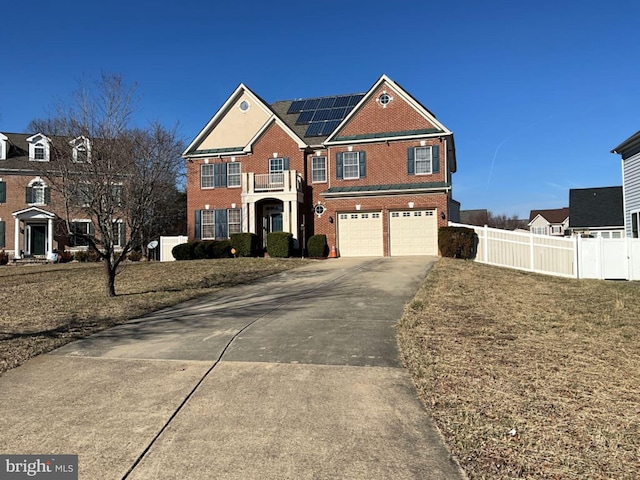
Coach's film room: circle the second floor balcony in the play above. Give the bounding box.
[242,170,303,195]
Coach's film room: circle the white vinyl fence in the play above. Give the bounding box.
[448,222,640,281]
[159,235,188,262]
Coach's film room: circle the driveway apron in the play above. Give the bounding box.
[0,257,465,479]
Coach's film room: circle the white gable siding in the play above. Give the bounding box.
[623,152,640,237]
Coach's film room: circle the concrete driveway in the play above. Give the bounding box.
[0,257,465,479]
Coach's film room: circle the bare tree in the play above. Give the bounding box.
[29,74,184,296]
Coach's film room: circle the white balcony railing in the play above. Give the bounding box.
[242,170,302,194]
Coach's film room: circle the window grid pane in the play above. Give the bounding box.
[415,147,432,174]
[312,156,326,183]
[343,152,359,179]
[201,164,215,188]
[228,209,241,234]
[201,210,215,239]
[227,163,241,187]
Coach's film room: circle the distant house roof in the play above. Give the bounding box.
[528,207,569,224]
[568,186,624,229]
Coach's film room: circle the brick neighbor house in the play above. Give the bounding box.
[183,75,459,257]
[0,132,126,259]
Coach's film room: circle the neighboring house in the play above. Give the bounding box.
[183,74,458,256]
[612,131,640,238]
[568,186,624,238]
[528,208,570,236]
[0,132,126,259]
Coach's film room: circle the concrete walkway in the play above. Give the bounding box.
[0,257,465,479]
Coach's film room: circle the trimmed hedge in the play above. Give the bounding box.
[230,233,259,257]
[172,240,233,260]
[267,232,293,258]
[438,226,477,259]
[307,234,328,257]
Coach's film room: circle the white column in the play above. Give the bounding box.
[248,202,256,233]
[14,217,21,259]
[291,200,298,240]
[283,201,291,233]
[47,218,54,256]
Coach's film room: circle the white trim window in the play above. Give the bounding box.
[227,162,241,187]
[228,208,241,234]
[201,210,216,239]
[201,164,215,189]
[112,221,125,247]
[27,178,48,205]
[72,137,91,163]
[343,152,359,179]
[312,156,327,183]
[632,211,639,238]
[27,134,50,162]
[0,133,7,160]
[415,147,432,174]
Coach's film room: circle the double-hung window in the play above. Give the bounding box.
[414,147,432,174]
[227,162,241,187]
[201,164,215,189]
[197,208,243,240]
[269,158,285,185]
[343,152,360,179]
[336,151,365,180]
[312,156,327,183]
[408,145,439,175]
[632,211,639,238]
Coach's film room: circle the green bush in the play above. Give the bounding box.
[194,241,212,259]
[230,233,259,257]
[210,240,232,258]
[172,243,193,261]
[307,234,328,257]
[267,232,292,258]
[438,226,477,259]
[74,250,89,262]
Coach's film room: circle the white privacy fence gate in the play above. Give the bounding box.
[448,223,640,281]
[159,235,188,262]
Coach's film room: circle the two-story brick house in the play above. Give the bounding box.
[183,75,458,256]
[0,132,126,259]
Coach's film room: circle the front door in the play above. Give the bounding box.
[261,203,284,249]
[31,225,46,256]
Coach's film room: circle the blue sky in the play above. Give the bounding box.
[2,0,638,219]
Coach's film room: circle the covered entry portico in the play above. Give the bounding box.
[12,207,57,259]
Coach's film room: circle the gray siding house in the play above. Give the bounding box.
[612,131,640,238]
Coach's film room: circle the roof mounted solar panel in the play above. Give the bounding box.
[333,96,350,108]
[318,97,336,109]
[301,98,321,111]
[321,120,341,136]
[296,110,315,124]
[312,109,333,122]
[348,94,363,106]
[287,100,306,114]
[305,122,325,137]
[329,107,348,120]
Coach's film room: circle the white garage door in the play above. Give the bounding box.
[337,212,383,257]
[389,209,438,256]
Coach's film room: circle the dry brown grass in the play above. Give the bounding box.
[398,258,640,480]
[0,258,311,374]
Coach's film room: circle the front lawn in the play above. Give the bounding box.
[0,258,311,374]
[398,258,639,480]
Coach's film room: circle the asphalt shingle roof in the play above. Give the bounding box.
[529,207,569,224]
[569,186,623,228]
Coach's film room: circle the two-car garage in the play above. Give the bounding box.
[337,209,438,257]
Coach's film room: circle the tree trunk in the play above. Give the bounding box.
[104,260,117,297]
